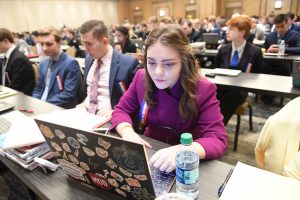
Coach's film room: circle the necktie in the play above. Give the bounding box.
[41,60,56,101]
[230,50,239,68]
[88,59,102,114]
[0,56,7,85]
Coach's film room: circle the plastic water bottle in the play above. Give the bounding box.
[176,133,199,199]
[278,40,286,58]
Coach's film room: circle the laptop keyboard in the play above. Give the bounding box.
[151,168,176,196]
[0,116,11,134]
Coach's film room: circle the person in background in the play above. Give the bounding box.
[215,15,263,125]
[24,31,35,46]
[251,16,265,40]
[31,30,44,58]
[137,21,149,41]
[0,28,35,95]
[268,12,276,32]
[114,26,137,54]
[180,19,204,43]
[264,14,300,76]
[159,16,174,27]
[286,12,300,32]
[32,27,81,108]
[262,14,300,104]
[79,20,139,118]
[260,16,271,34]
[123,23,138,40]
[13,32,31,55]
[111,25,227,173]
[66,29,81,57]
[207,16,220,37]
[147,16,159,32]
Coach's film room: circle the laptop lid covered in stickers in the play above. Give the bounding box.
[34,119,174,200]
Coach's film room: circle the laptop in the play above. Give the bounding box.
[34,119,175,200]
[202,33,219,45]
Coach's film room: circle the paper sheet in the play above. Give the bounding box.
[2,117,45,150]
[219,162,300,200]
[34,108,111,131]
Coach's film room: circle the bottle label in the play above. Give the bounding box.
[176,167,199,185]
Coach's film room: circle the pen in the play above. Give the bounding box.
[17,108,34,113]
[218,168,234,197]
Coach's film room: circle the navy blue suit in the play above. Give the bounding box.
[264,29,300,76]
[215,42,263,73]
[32,51,81,108]
[83,49,139,109]
[264,29,300,55]
[215,42,263,125]
[290,23,300,33]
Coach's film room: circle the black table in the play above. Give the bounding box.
[0,91,233,200]
[201,68,300,98]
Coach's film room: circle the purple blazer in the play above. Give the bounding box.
[111,69,227,160]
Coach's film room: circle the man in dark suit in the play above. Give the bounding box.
[286,12,300,33]
[32,28,81,109]
[181,19,204,43]
[264,14,300,76]
[79,20,139,118]
[0,28,35,95]
[215,15,263,125]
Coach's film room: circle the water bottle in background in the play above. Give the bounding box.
[176,133,199,199]
[278,40,286,58]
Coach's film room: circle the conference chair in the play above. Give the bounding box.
[32,63,38,86]
[66,46,76,57]
[233,100,253,151]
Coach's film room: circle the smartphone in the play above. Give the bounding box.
[93,127,109,135]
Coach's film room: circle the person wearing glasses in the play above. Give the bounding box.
[111,25,227,173]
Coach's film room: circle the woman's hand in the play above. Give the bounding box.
[96,109,113,119]
[149,145,180,173]
[116,123,152,148]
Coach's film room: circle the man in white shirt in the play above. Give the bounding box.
[79,20,139,118]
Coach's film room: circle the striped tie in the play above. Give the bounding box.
[88,59,102,114]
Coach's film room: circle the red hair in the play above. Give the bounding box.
[226,15,252,39]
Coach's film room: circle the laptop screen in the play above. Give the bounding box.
[34,119,174,199]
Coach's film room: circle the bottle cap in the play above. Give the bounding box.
[180,133,193,145]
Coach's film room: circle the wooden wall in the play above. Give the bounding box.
[1,0,299,32]
[0,0,119,32]
[121,0,300,24]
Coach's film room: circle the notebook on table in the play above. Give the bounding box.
[0,102,14,114]
[34,119,176,200]
[0,87,18,99]
[211,68,242,77]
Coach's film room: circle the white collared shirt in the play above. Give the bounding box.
[230,40,246,63]
[85,45,113,112]
[2,45,16,85]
